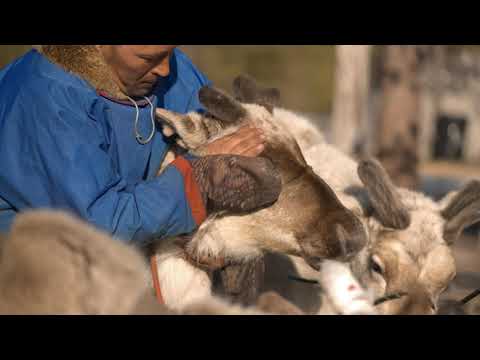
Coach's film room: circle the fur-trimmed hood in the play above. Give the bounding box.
[36,45,126,100]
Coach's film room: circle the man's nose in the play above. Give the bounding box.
[152,58,170,77]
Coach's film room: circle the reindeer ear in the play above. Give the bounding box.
[357,158,411,230]
[441,181,480,219]
[198,86,247,124]
[233,74,281,113]
[441,180,480,245]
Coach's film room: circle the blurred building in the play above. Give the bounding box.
[418,47,480,164]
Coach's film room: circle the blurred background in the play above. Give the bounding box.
[2,45,480,311]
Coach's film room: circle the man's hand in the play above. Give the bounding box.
[204,124,266,157]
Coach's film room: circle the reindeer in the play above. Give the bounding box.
[150,75,368,310]
[154,74,480,315]
[0,209,301,315]
[260,110,480,315]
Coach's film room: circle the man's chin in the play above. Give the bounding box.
[126,86,155,99]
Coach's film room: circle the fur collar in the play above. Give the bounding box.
[37,45,126,100]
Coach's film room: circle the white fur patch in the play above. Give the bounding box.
[273,108,326,152]
[153,249,212,311]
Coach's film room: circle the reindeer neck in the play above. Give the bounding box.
[226,167,346,259]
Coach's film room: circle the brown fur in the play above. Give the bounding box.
[0,211,286,315]
[130,291,177,314]
[216,257,265,306]
[202,75,305,305]
[0,210,149,314]
[354,171,480,314]
[154,76,368,308]
[154,76,473,315]
[255,291,304,315]
[179,297,265,315]
[257,112,480,315]
[39,45,125,99]
[287,169,367,267]
[160,78,367,260]
[351,166,462,314]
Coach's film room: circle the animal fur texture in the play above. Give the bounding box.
[151,76,367,311]
[0,210,150,314]
[154,75,480,315]
[0,210,296,315]
[263,106,479,315]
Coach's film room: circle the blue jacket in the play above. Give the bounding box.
[0,48,211,246]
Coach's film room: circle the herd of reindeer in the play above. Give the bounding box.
[1,75,479,315]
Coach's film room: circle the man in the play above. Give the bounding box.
[0,45,281,248]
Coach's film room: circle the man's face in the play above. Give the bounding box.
[99,45,177,98]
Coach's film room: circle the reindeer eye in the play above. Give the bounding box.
[370,256,384,275]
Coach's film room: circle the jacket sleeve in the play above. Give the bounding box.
[0,89,206,246]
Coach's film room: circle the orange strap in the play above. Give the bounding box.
[171,156,207,226]
[150,255,164,304]
[150,155,207,305]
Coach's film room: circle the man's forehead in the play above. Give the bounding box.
[126,45,177,54]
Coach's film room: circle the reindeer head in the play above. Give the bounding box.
[155,75,367,266]
[350,158,479,315]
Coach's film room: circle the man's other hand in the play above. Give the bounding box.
[205,124,266,157]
